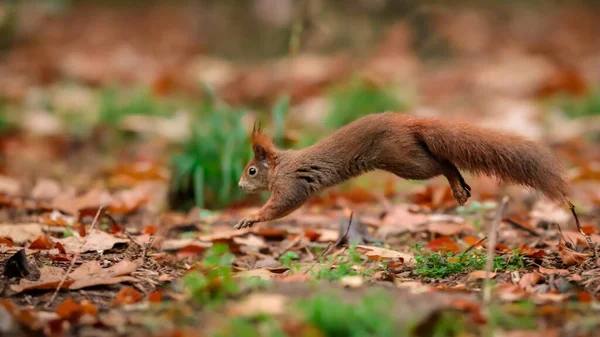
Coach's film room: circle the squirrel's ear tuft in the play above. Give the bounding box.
[250,125,276,163]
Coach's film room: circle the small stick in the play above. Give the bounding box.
[45,253,78,309]
[45,206,104,308]
[503,217,540,237]
[567,200,596,257]
[483,196,509,306]
[88,205,105,232]
[463,236,487,254]
[304,211,354,275]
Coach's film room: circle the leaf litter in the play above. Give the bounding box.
[1,2,600,337]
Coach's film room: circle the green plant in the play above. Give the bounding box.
[212,315,286,337]
[279,251,300,269]
[325,79,407,128]
[413,248,525,279]
[98,86,174,127]
[296,291,398,337]
[311,244,380,281]
[183,243,237,305]
[550,87,600,118]
[170,90,289,210]
[488,301,537,331]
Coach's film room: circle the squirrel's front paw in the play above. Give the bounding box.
[234,217,257,229]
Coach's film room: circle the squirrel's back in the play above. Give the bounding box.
[297,112,569,202]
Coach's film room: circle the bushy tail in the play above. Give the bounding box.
[416,119,569,202]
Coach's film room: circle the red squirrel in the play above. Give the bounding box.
[234,111,572,229]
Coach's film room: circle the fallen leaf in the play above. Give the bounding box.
[80,300,98,316]
[451,299,486,324]
[0,237,14,246]
[380,206,428,230]
[355,244,414,263]
[56,230,129,253]
[29,236,54,250]
[518,272,544,290]
[427,237,459,254]
[0,224,43,243]
[227,293,287,316]
[315,229,339,242]
[31,179,62,200]
[425,222,473,236]
[112,286,143,306]
[68,260,140,289]
[148,290,162,303]
[232,234,266,248]
[558,242,588,266]
[467,270,497,282]
[10,267,73,293]
[538,266,569,276]
[495,283,526,302]
[516,245,546,259]
[56,298,83,322]
[176,244,209,258]
[197,228,250,241]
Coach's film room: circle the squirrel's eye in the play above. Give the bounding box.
[248,167,257,176]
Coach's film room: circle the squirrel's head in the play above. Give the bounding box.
[238,123,276,193]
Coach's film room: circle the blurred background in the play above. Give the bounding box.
[0,0,599,214]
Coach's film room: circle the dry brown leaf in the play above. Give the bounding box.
[425,222,473,236]
[427,237,459,254]
[234,268,276,280]
[232,234,266,248]
[495,284,526,302]
[31,179,62,200]
[538,266,569,276]
[380,206,429,230]
[518,272,544,290]
[29,236,54,250]
[355,244,414,263]
[56,229,129,253]
[227,293,287,317]
[558,242,588,266]
[112,286,143,306]
[10,267,73,293]
[69,260,140,289]
[467,270,497,282]
[0,175,21,195]
[56,298,83,322]
[197,228,251,241]
[0,224,43,244]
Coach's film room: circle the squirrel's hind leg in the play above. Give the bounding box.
[441,161,471,205]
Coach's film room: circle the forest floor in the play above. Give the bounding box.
[1,2,600,337]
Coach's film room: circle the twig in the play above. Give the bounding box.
[567,199,596,257]
[45,206,104,308]
[304,211,354,275]
[45,253,78,309]
[555,222,575,248]
[464,236,487,254]
[88,205,105,231]
[503,217,540,237]
[483,196,509,307]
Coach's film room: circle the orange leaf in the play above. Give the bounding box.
[143,225,157,235]
[427,237,459,254]
[538,266,569,276]
[112,286,143,306]
[148,290,162,303]
[56,298,83,322]
[55,242,67,254]
[451,299,486,324]
[516,245,546,258]
[558,242,588,266]
[81,300,98,316]
[463,236,484,248]
[0,237,14,247]
[29,236,54,250]
[50,254,73,262]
